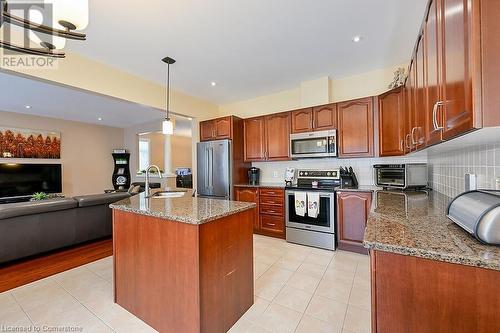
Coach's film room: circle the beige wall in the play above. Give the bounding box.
[0,110,124,196]
[171,135,192,170]
[218,64,405,118]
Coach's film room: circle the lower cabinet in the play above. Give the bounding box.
[336,191,372,254]
[234,186,285,239]
[370,251,500,333]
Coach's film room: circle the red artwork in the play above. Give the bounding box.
[0,127,61,159]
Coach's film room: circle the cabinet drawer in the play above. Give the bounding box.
[260,215,284,233]
[260,204,283,216]
[259,195,283,206]
[259,188,284,197]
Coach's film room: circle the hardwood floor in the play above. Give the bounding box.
[0,238,113,292]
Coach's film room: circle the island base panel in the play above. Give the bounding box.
[113,208,255,333]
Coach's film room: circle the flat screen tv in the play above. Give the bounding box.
[0,163,62,198]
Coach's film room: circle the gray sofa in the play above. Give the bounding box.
[0,192,130,264]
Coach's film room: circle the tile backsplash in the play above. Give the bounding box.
[252,155,427,186]
[428,143,500,198]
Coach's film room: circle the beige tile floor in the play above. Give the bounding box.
[0,235,371,333]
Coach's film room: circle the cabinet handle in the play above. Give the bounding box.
[432,101,445,130]
[266,223,276,226]
[405,133,412,149]
[411,127,417,146]
[400,139,404,152]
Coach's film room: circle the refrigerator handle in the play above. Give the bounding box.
[205,147,210,189]
[210,147,214,189]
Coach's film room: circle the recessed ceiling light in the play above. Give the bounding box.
[25,105,31,109]
[352,35,362,43]
[97,117,103,121]
[210,81,216,87]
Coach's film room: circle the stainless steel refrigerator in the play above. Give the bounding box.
[197,140,231,199]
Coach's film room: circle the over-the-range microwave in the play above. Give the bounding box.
[290,130,337,159]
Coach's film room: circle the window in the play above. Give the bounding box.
[138,139,150,171]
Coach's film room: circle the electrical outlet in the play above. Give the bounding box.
[273,171,279,178]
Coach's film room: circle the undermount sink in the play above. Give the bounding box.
[150,191,187,198]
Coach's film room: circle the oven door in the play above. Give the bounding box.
[290,130,337,158]
[375,168,406,188]
[285,190,335,233]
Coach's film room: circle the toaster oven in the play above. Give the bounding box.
[373,164,428,189]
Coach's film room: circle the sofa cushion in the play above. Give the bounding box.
[0,198,78,220]
[73,192,131,208]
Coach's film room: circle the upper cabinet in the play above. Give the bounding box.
[243,117,266,161]
[199,116,234,141]
[338,97,374,158]
[291,104,337,133]
[265,113,291,161]
[313,104,337,131]
[291,108,313,133]
[378,88,405,157]
[243,113,291,162]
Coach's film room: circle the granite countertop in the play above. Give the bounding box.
[364,190,500,271]
[234,182,286,188]
[110,189,256,225]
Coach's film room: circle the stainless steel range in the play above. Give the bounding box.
[285,169,340,250]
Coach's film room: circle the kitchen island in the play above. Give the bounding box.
[364,190,500,333]
[110,190,256,333]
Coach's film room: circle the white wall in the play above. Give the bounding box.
[253,155,427,186]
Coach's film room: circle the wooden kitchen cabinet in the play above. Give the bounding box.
[244,113,290,162]
[313,103,337,131]
[234,187,260,231]
[370,251,500,333]
[413,35,427,150]
[265,113,290,161]
[291,108,313,133]
[234,186,285,238]
[337,98,374,158]
[243,117,266,161]
[199,116,235,141]
[378,87,405,156]
[336,191,372,254]
[291,105,337,133]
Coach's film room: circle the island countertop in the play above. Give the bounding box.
[110,189,256,225]
[363,190,500,271]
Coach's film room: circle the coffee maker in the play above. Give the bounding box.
[248,167,260,185]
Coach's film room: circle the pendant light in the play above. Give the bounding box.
[162,56,176,135]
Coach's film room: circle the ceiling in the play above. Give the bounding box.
[0,72,193,129]
[66,0,428,104]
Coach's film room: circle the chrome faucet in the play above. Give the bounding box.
[145,165,162,197]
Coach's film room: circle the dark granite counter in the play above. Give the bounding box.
[364,190,500,271]
[234,182,286,188]
[110,189,256,225]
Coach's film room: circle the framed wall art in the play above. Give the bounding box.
[0,127,61,159]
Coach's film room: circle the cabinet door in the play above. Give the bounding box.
[425,0,443,146]
[265,113,290,161]
[404,62,417,153]
[336,191,372,254]
[243,117,266,162]
[234,187,259,231]
[200,120,214,141]
[378,88,405,156]
[291,108,313,133]
[441,0,473,139]
[215,116,232,140]
[338,98,374,158]
[313,104,337,131]
[259,215,284,237]
[413,36,427,150]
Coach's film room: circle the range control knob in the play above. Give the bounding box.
[327,172,331,176]
[304,172,308,176]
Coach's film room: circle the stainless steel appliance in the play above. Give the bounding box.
[248,167,260,185]
[197,140,231,199]
[285,169,341,250]
[373,163,428,189]
[447,190,500,245]
[290,130,337,159]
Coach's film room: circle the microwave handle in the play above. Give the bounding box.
[328,136,335,153]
